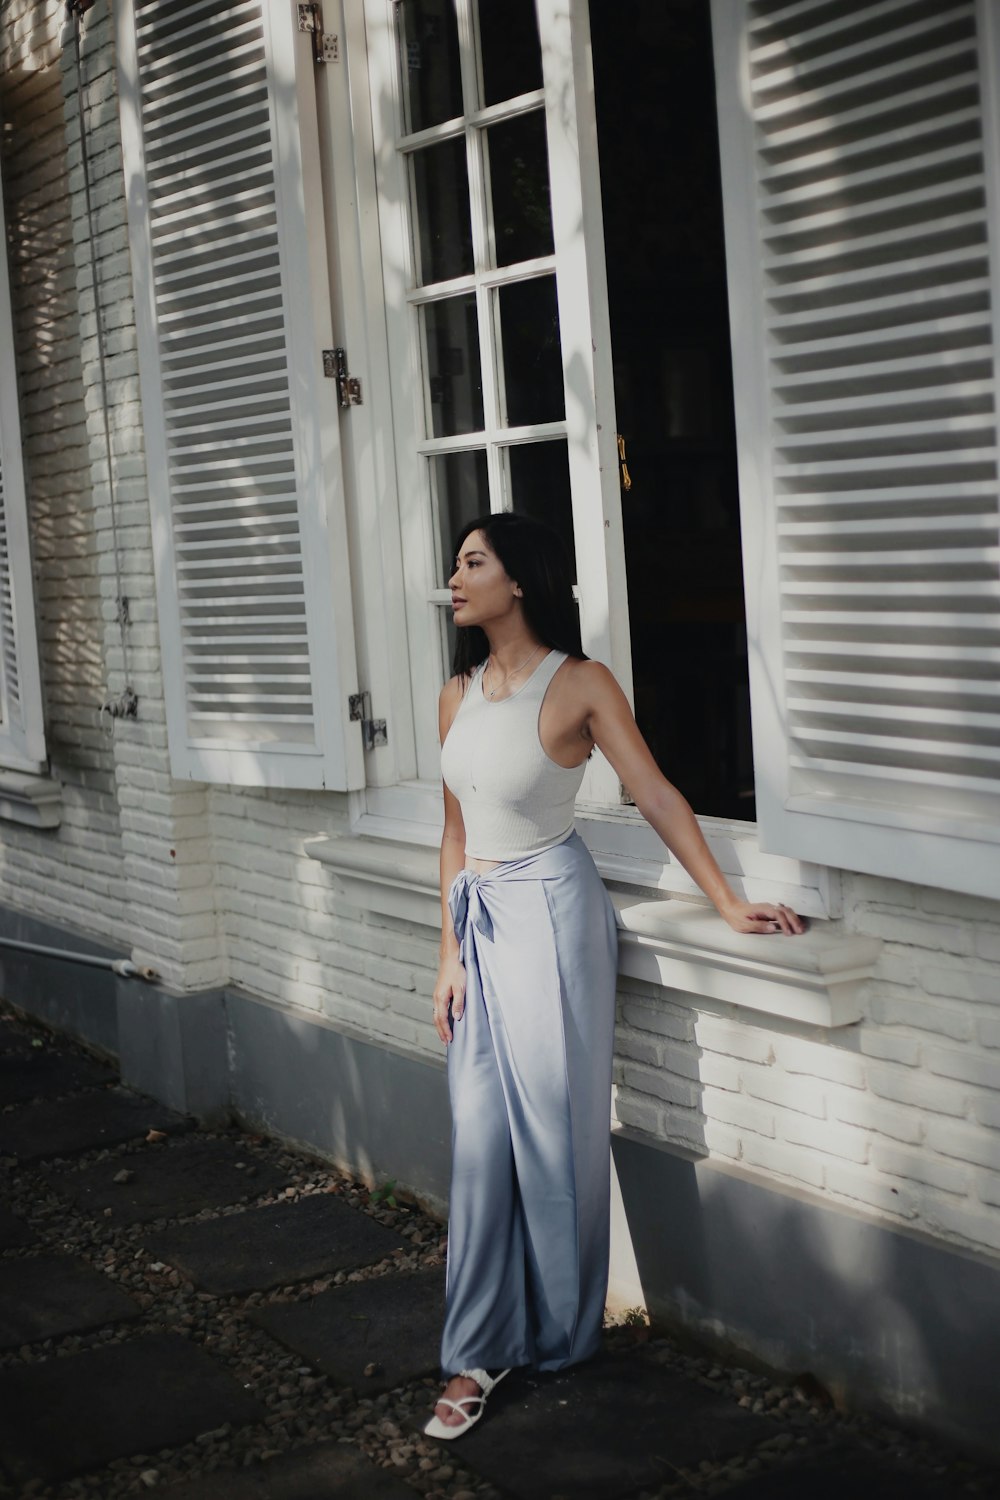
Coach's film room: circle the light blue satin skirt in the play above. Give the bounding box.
[441,829,618,1376]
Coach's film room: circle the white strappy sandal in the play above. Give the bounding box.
[423,1367,511,1440]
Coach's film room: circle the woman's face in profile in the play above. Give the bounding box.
[449,530,521,629]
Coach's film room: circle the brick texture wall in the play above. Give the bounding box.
[0,0,128,942]
[612,876,1000,1257]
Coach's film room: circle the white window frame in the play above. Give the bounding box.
[324,0,839,920]
[361,0,629,795]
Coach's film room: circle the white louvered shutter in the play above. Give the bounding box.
[116,0,363,789]
[712,0,1000,899]
[0,164,47,774]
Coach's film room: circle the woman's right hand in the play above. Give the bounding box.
[433,954,467,1044]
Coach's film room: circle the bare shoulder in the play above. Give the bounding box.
[438,672,466,742]
[561,656,625,708]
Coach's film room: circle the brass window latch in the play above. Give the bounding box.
[617,433,632,492]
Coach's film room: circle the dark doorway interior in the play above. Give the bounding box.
[591,0,755,820]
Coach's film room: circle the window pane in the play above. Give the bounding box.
[412,138,473,285]
[497,277,565,427]
[433,450,490,587]
[507,441,576,583]
[487,110,553,267]
[398,0,464,135]
[477,0,542,106]
[422,296,484,437]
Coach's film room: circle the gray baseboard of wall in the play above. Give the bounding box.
[224,988,452,1213]
[612,1127,1000,1461]
[0,906,120,1056]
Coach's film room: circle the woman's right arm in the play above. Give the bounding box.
[434,677,467,1044]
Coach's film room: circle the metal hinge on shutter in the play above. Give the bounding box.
[322,347,363,407]
[349,692,387,750]
[297,3,339,63]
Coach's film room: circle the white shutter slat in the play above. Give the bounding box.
[774,384,995,423]
[763,219,988,276]
[751,14,977,99]
[713,0,1000,895]
[789,667,1000,697]
[771,312,991,363]
[784,586,999,602]
[786,754,1000,799]
[751,25,978,120]
[778,487,997,512]
[788,639,1000,665]
[767,282,990,337]
[757,65,981,155]
[773,351,993,394]
[780,528,997,548]
[789,697,1000,732]
[758,110,982,188]
[772,450,995,483]
[762,145,985,217]
[0,158,46,773]
[117,0,362,786]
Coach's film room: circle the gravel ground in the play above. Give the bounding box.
[1,1009,999,1500]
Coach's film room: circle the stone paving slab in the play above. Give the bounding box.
[0,1331,265,1485]
[156,1441,417,1499]
[440,1354,775,1500]
[0,1251,142,1349]
[0,1087,193,1162]
[0,1048,116,1106]
[50,1137,292,1225]
[0,1203,33,1249]
[252,1266,445,1394]
[722,1448,966,1498]
[145,1192,406,1295]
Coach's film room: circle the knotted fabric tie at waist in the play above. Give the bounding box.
[448,871,494,945]
[446,834,588,949]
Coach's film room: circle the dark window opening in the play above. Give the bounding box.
[591,0,755,820]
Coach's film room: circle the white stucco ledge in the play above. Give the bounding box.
[0,770,62,829]
[612,894,878,1029]
[306,834,880,1029]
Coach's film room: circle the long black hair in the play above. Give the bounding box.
[450,511,586,681]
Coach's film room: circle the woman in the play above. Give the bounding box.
[427,512,803,1439]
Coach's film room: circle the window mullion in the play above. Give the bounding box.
[395,89,546,153]
[459,0,502,511]
[536,0,632,807]
[406,255,558,306]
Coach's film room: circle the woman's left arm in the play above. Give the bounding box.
[580,661,805,936]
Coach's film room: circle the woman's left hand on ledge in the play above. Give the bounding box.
[719,899,806,936]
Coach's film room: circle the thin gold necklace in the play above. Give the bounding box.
[484,643,543,700]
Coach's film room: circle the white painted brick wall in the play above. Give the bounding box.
[612,873,1000,1263]
[0,0,130,948]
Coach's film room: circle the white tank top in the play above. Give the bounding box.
[440,648,587,860]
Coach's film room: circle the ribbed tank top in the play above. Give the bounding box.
[440,648,586,860]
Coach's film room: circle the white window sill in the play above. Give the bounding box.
[352,787,840,920]
[305,832,879,1030]
[0,769,62,829]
